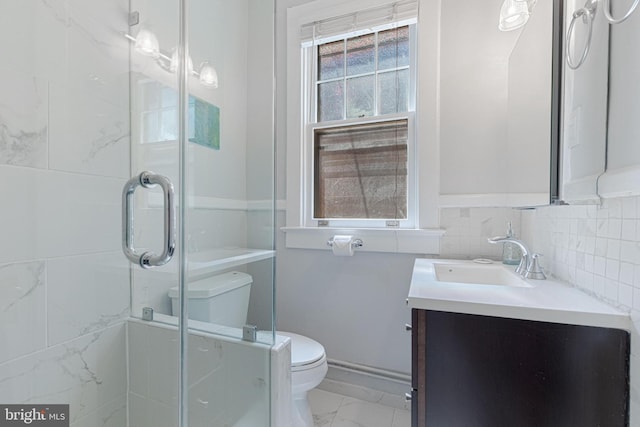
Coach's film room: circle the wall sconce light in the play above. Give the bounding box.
[125,26,219,89]
[133,28,160,58]
[198,62,219,89]
[498,0,537,32]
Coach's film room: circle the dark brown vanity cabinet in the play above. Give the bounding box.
[411,309,630,427]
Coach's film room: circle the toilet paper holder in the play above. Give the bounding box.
[327,237,364,249]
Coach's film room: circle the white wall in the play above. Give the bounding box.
[276,0,543,377]
[0,0,130,424]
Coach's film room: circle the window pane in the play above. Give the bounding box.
[346,75,374,118]
[314,120,408,219]
[318,40,344,81]
[378,26,410,70]
[318,81,344,122]
[378,69,409,115]
[346,34,375,76]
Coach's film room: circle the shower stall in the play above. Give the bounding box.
[0,0,278,426]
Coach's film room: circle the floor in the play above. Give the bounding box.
[309,389,410,427]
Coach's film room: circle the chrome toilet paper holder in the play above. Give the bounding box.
[327,237,364,249]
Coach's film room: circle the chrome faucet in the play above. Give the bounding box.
[487,236,546,280]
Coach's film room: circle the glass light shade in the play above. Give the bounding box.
[170,49,194,75]
[134,29,160,58]
[498,0,530,31]
[199,62,219,89]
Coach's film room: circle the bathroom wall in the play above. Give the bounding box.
[275,0,528,380]
[0,0,130,424]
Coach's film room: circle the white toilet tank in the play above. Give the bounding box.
[168,271,253,327]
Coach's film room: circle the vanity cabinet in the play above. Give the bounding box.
[411,309,630,427]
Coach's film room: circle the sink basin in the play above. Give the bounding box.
[434,262,532,287]
[407,258,631,330]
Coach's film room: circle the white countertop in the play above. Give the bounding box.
[407,258,631,331]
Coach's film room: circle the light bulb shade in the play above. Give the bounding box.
[498,0,530,31]
[199,62,219,89]
[170,49,194,75]
[134,29,160,58]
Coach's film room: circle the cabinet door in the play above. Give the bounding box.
[415,310,629,427]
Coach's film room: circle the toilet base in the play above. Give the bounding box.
[292,391,314,427]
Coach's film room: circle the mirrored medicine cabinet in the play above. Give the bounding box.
[439,0,562,208]
[439,0,615,207]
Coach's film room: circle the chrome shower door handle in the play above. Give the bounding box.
[122,171,176,269]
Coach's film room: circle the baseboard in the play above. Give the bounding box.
[316,360,411,411]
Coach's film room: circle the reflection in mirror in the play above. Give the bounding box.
[439,0,561,207]
[560,0,609,203]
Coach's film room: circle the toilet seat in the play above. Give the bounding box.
[278,331,326,371]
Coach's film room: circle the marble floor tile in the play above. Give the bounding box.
[309,389,343,426]
[310,389,410,427]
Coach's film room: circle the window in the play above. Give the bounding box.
[314,119,408,219]
[305,24,417,228]
[285,0,443,253]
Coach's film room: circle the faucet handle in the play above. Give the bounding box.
[525,253,546,280]
[515,254,528,276]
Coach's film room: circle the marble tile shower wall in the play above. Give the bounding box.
[0,1,130,425]
[523,196,640,421]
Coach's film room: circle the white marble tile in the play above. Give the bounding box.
[49,82,130,179]
[0,0,68,81]
[271,337,292,427]
[621,262,635,285]
[331,397,395,427]
[319,379,384,406]
[309,389,343,427]
[0,261,46,363]
[47,252,130,345]
[0,323,126,424]
[391,409,411,427]
[619,283,633,309]
[145,324,179,405]
[65,0,130,108]
[0,167,124,263]
[128,392,178,427]
[127,320,274,427]
[0,67,48,168]
[69,394,127,427]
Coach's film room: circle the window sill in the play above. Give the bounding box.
[281,227,445,254]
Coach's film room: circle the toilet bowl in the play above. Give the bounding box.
[278,331,328,426]
[168,271,327,427]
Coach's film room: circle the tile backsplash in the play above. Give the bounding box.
[440,207,523,260]
[523,197,640,311]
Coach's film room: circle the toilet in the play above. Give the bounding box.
[168,271,327,427]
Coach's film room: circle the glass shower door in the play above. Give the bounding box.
[127,0,277,426]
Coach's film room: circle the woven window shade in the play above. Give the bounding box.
[314,119,408,219]
[300,0,418,45]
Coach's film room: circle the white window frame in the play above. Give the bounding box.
[303,23,418,229]
[284,0,444,254]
